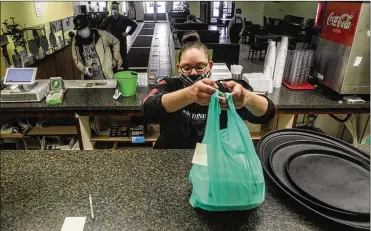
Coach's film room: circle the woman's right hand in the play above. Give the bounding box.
[188,79,218,106]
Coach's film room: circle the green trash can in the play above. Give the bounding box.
[114,71,138,97]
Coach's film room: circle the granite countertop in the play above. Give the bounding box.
[268,87,370,112]
[1,85,369,114]
[1,150,338,231]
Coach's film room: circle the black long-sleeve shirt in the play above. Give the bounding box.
[142,77,276,149]
[100,15,137,42]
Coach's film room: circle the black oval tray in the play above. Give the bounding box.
[269,141,369,218]
[285,149,370,215]
[269,141,368,217]
[257,129,369,168]
[256,129,370,230]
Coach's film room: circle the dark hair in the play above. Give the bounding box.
[187,14,196,22]
[236,8,242,13]
[111,1,119,10]
[179,31,208,61]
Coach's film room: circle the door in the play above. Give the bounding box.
[143,1,166,21]
[210,1,235,25]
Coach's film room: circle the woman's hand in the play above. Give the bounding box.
[161,79,218,113]
[220,81,269,116]
[188,79,218,106]
[219,81,249,109]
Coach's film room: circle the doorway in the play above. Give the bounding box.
[143,1,166,21]
[210,1,234,25]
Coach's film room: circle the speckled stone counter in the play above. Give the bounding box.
[1,85,368,115]
[267,87,369,113]
[1,150,342,231]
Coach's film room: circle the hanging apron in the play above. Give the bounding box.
[230,16,243,44]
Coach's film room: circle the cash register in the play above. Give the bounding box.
[0,68,50,102]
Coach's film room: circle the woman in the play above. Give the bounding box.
[142,32,276,149]
[228,8,245,44]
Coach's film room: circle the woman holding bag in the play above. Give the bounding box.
[142,32,276,149]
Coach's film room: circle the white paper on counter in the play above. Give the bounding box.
[137,73,148,87]
[192,143,208,166]
[353,57,362,66]
[60,217,86,231]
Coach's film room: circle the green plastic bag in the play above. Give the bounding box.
[189,91,265,211]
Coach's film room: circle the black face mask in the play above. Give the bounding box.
[188,74,204,81]
[179,72,211,87]
[75,29,100,46]
[75,32,94,46]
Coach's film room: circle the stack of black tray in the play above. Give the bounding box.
[257,129,370,230]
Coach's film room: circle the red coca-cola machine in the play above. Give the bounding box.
[313,2,370,94]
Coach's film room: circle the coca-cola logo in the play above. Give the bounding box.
[327,12,354,30]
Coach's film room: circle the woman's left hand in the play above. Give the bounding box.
[219,81,250,109]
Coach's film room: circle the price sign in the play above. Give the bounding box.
[131,136,145,144]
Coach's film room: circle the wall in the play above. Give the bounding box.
[188,1,201,18]
[264,2,317,21]
[0,2,73,30]
[72,2,81,16]
[285,2,317,21]
[235,1,265,25]
[135,1,144,21]
[264,2,286,19]
[0,1,74,69]
[181,2,316,26]
[185,1,265,24]
[165,2,173,13]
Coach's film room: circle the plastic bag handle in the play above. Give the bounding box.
[203,91,222,140]
[226,93,236,112]
[203,91,238,137]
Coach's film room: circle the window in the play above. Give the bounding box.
[212,1,233,19]
[156,2,165,13]
[212,2,220,18]
[144,2,154,14]
[222,1,233,18]
[122,1,127,15]
[173,1,184,11]
[144,1,165,14]
[86,1,106,12]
